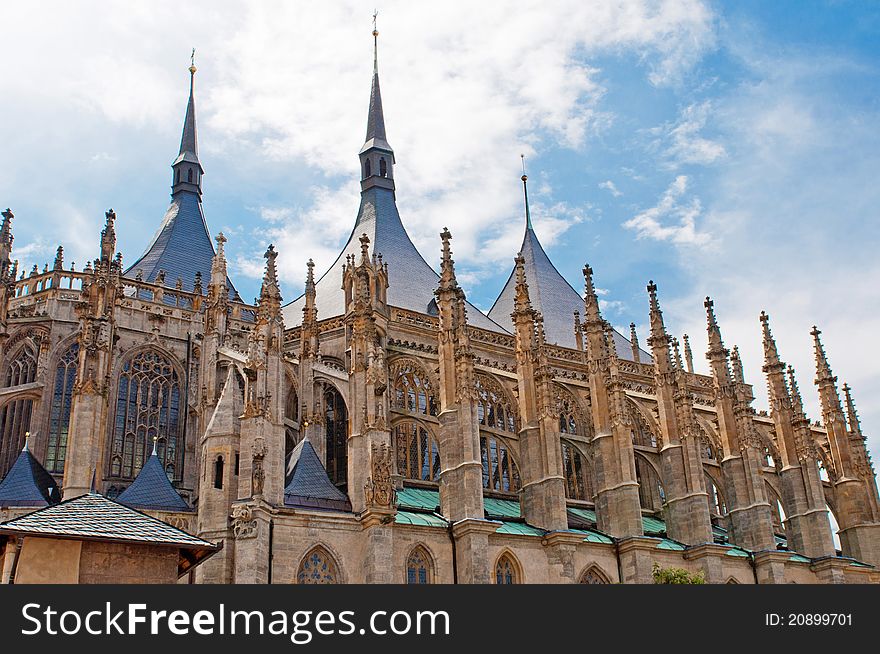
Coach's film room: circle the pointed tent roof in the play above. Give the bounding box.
[124,63,239,299]
[489,206,652,361]
[284,439,352,512]
[283,33,503,332]
[0,440,60,508]
[116,444,191,513]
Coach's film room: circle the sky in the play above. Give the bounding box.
[2,1,879,462]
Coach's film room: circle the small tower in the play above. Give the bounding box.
[172,52,203,197]
[359,17,395,193]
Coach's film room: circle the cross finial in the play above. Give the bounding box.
[190,48,197,74]
[372,10,379,74]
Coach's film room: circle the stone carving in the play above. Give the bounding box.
[364,442,395,509]
[231,504,257,539]
[251,437,267,497]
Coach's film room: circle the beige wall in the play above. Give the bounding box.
[14,537,81,584]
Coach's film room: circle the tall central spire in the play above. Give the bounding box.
[360,14,395,192]
[172,50,203,196]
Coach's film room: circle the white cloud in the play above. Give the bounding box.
[599,180,623,197]
[662,101,726,166]
[623,175,711,246]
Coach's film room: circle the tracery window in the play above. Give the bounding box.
[109,350,183,483]
[297,546,339,584]
[630,408,657,447]
[635,456,664,512]
[556,392,581,435]
[394,421,440,482]
[0,399,34,478]
[562,440,593,501]
[4,346,37,388]
[476,376,517,433]
[285,385,300,468]
[480,434,520,493]
[46,343,78,473]
[494,553,519,584]
[706,474,727,516]
[391,365,437,416]
[579,566,610,584]
[406,546,433,584]
[324,387,348,491]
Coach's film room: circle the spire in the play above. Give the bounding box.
[258,244,282,320]
[574,311,584,351]
[360,14,394,191]
[53,246,64,271]
[512,253,533,316]
[101,208,117,262]
[439,228,457,291]
[787,365,805,416]
[172,52,203,196]
[760,311,783,370]
[210,232,228,286]
[0,208,12,272]
[672,337,684,370]
[705,297,723,352]
[730,345,744,383]
[521,155,534,230]
[630,323,641,363]
[811,326,835,384]
[682,333,694,373]
[582,264,601,323]
[842,383,862,436]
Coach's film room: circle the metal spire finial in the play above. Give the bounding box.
[520,155,533,230]
[190,48,197,74]
[372,10,379,74]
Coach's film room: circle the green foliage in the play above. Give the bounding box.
[651,562,706,584]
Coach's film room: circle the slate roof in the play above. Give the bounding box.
[282,186,504,332]
[284,439,352,512]
[0,492,215,550]
[116,449,191,513]
[489,225,653,361]
[0,444,60,508]
[360,68,393,155]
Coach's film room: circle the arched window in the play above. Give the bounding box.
[364,159,371,178]
[214,456,224,489]
[706,474,726,516]
[324,387,348,490]
[175,169,180,183]
[561,441,593,501]
[187,168,193,183]
[556,391,582,435]
[46,343,78,474]
[394,421,440,482]
[406,546,433,584]
[391,365,437,416]
[109,350,183,483]
[0,399,34,477]
[480,434,520,493]
[4,346,37,388]
[285,385,300,469]
[494,553,519,584]
[630,408,657,447]
[579,566,610,584]
[635,455,664,512]
[476,376,517,433]
[379,157,387,177]
[297,546,339,584]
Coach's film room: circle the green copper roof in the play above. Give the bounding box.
[495,521,544,536]
[725,546,751,557]
[396,487,441,512]
[567,507,597,524]
[656,538,687,551]
[396,510,447,528]
[567,528,614,544]
[642,515,667,536]
[484,497,521,519]
[788,553,811,563]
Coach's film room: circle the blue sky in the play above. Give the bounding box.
[2,1,879,460]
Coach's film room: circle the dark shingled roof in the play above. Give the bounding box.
[283,186,504,332]
[0,492,213,549]
[0,492,218,577]
[284,439,352,512]
[116,449,191,513]
[0,444,60,508]
[489,225,653,361]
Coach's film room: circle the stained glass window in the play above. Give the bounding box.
[480,434,520,493]
[394,422,441,482]
[4,345,37,388]
[495,554,519,584]
[324,387,348,490]
[297,547,338,584]
[391,365,437,416]
[109,350,183,482]
[46,343,78,473]
[579,566,609,584]
[0,398,33,477]
[476,376,518,433]
[562,440,593,501]
[406,546,433,584]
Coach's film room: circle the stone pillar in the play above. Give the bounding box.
[583,266,643,538]
[510,254,567,532]
[541,532,584,583]
[646,282,712,545]
[753,550,789,584]
[451,519,498,584]
[683,543,728,583]
[231,500,273,584]
[812,327,880,566]
[760,312,836,558]
[616,537,658,584]
[705,298,775,552]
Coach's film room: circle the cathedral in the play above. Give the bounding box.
[1,29,879,585]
